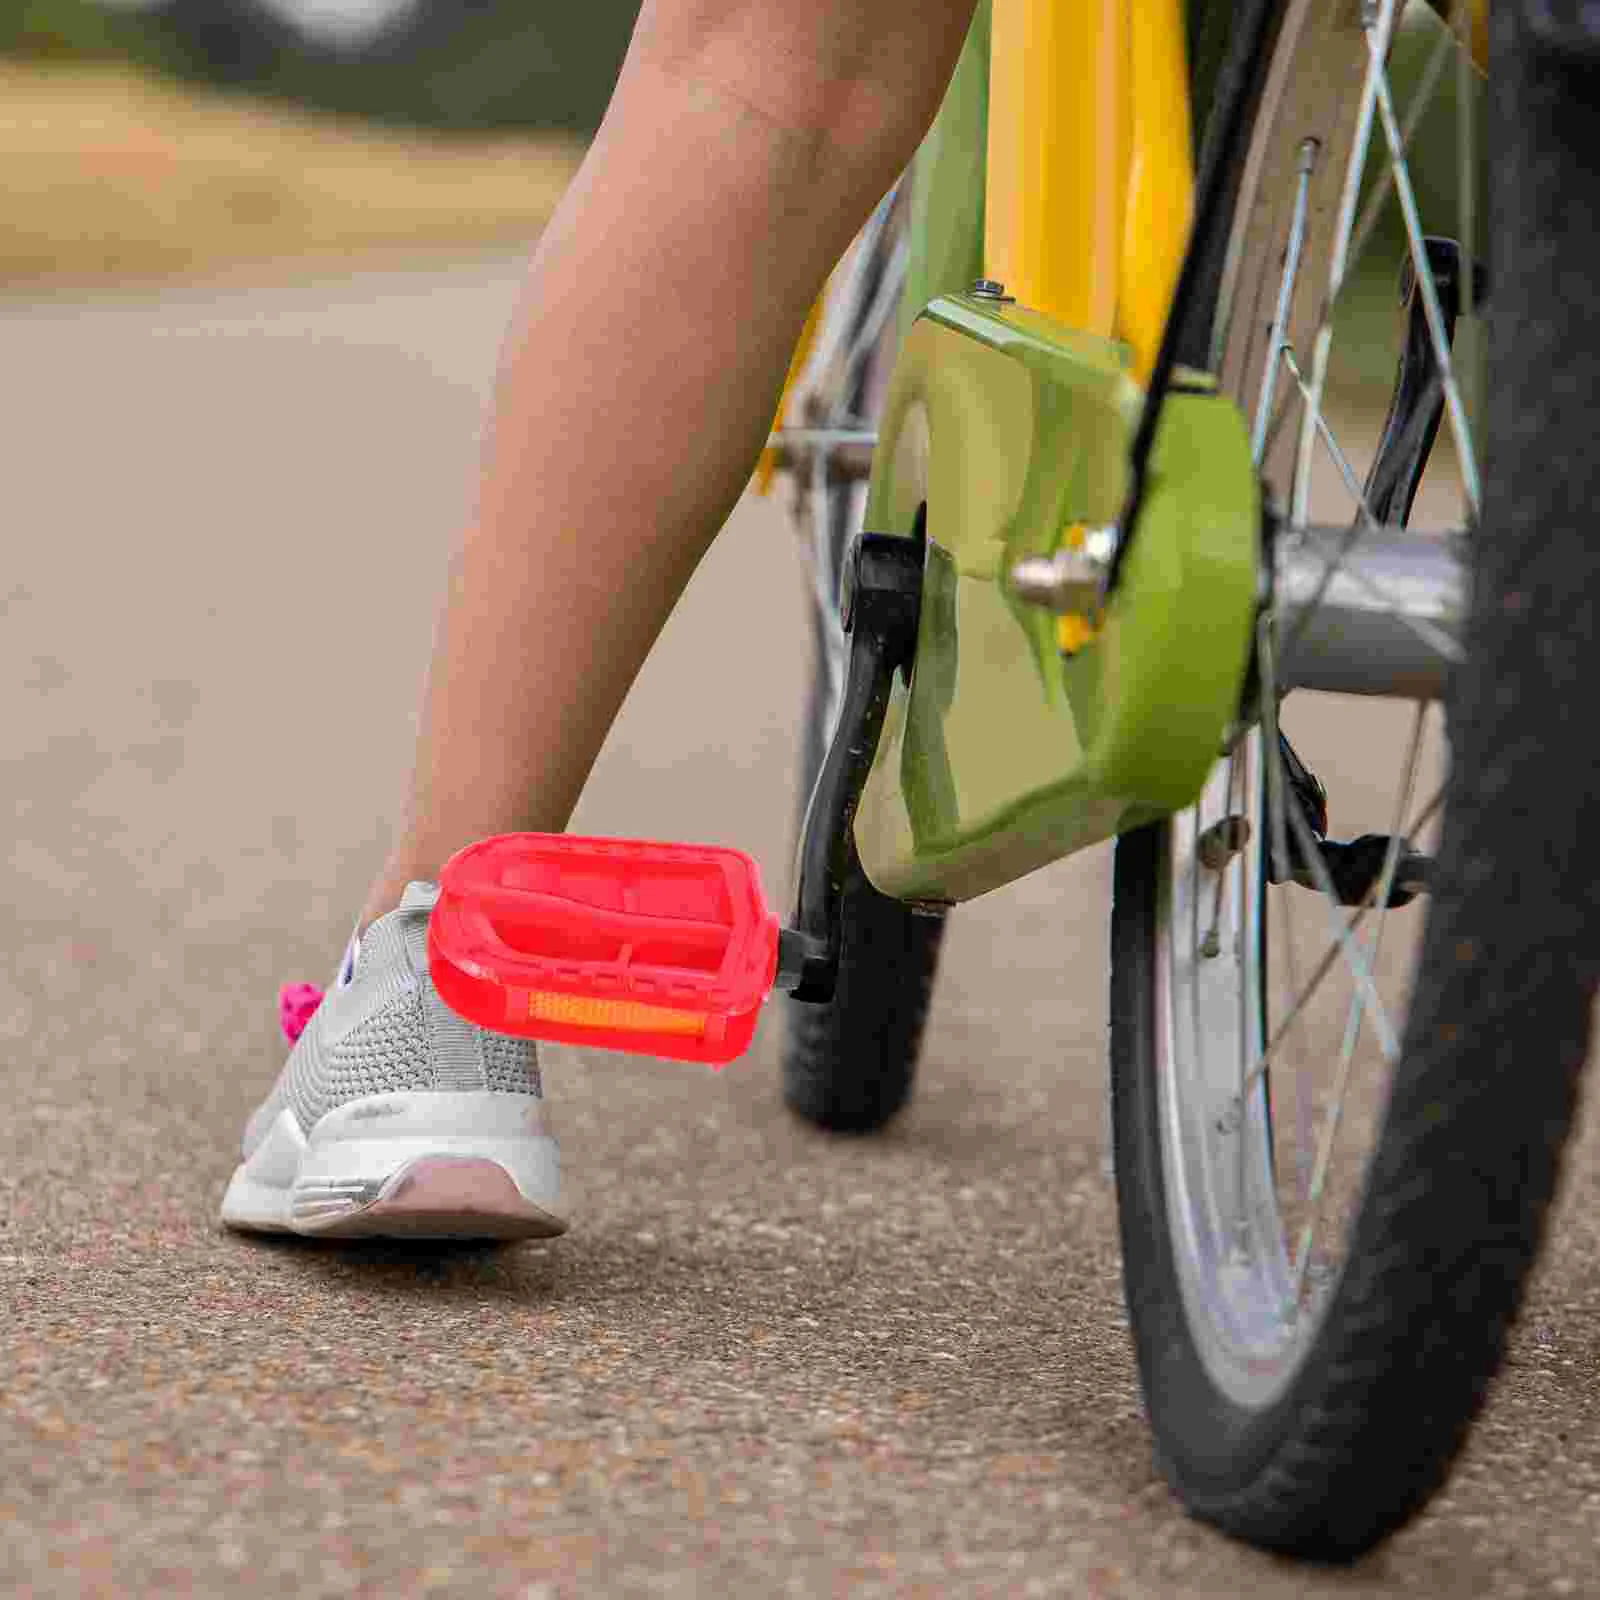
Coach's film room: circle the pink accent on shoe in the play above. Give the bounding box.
[279,982,324,1045]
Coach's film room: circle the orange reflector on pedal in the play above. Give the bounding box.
[427,833,780,1067]
[526,992,708,1039]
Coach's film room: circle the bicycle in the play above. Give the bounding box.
[427,0,1600,1561]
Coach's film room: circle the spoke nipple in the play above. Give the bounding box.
[1198,815,1252,872]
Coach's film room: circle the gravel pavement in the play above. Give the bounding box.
[4,254,1598,1597]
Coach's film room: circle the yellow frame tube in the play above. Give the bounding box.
[765,0,1205,492]
[985,0,1193,383]
[753,287,825,495]
[1119,0,1194,380]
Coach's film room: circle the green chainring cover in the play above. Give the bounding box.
[853,293,1259,903]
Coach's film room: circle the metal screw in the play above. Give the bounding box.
[970,278,1014,302]
[1008,525,1117,618]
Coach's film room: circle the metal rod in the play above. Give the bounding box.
[1274,524,1464,698]
[768,429,878,449]
[1251,140,1319,465]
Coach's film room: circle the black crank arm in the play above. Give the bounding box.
[777,532,924,1003]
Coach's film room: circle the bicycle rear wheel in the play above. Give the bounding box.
[1112,0,1598,1556]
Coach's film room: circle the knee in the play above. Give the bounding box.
[628,0,978,159]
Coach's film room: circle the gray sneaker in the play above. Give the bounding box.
[220,881,565,1239]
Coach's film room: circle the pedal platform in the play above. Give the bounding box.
[428,834,780,1066]
[428,531,924,1067]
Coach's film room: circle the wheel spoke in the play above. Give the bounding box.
[1290,0,1401,530]
[1149,1,1475,1401]
[1290,702,1428,1298]
[1455,0,1480,538]
[1283,800,1399,1055]
[1280,512,1465,669]
[1256,619,1294,964]
[1367,32,1482,516]
[1206,744,1250,1231]
[1276,351,1461,669]
[805,450,846,740]
[1251,139,1320,465]
[1456,0,1478,331]
[1258,623,1400,1061]
[808,184,896,391]
[839,232,909,405]
[1189,755,1208,1138]
[1342,13,1460,323]
[1235,781,1444,1102]
[1201,746,1242,962]
[1273,348,1465,670]
[1282,345,1379,518]
[1261,3,1468,515]
[792,186,912,748]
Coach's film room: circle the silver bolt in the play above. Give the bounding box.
[1007,525,1117,618]
[970,278,1014,302]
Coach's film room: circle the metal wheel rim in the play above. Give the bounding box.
[1153,0,1478,1408]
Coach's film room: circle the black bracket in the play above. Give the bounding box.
[1364,237,1488,528]
[776,532,924,1003]
[1267,731,1430,908]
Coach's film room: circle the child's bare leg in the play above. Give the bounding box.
[358,0,977,931]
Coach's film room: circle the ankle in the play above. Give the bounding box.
[360,840,470,936]
[357,873,421,937]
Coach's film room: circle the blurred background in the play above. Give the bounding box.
[0,0,1472,297]
[5,0,642,129]
[0,0,650,288]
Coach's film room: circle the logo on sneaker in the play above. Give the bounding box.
[348,1101,406,1121]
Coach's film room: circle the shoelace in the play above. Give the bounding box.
[278,983,324,1045]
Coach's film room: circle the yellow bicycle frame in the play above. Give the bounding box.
[847,0,1263,902]
[985,0,1192,385]
[764,0,1486,483]
[759,0,1195,493]
[780,1,1486,898]
[981,0,1488,370]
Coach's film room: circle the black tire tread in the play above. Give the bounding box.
[1109,4,1600,1557]
[782,848,944,1133]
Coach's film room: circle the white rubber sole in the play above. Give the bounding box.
[220,1091,566,1240]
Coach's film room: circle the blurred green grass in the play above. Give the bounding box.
[0,60,584,289]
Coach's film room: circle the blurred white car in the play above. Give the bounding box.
[97,0,420,50]
[248,0,419,47]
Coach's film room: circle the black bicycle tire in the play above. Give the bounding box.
[1110,2,1599,1558]
[781,221,946,1136]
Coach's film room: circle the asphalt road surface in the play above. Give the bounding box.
[5,253,1599,1598]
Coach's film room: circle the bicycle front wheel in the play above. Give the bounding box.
[1112,0,1597,1557]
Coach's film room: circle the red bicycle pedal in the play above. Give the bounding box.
[427,833,781,1067]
